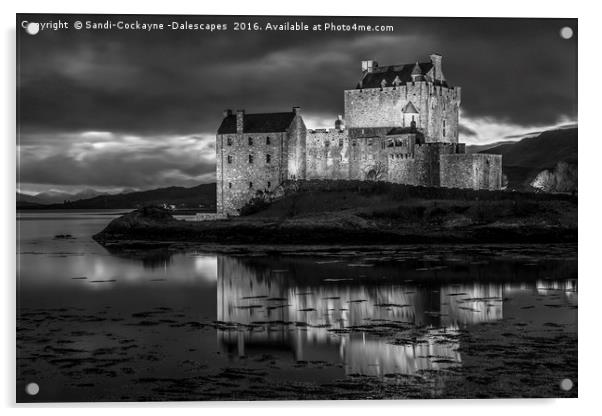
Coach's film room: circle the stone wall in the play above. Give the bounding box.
[440,153,503,190]
[287,111,307,180]
[343,83,461,142]
[306,129,351,180]
[216,131,289,214]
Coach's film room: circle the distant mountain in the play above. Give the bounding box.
[17,192,45,204]
[19,183,217,210]
[466,141,516,154]
[480,127,577,191]
[32,188,109,204]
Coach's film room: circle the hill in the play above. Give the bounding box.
[18,183,216,210]
[481,127,577,191]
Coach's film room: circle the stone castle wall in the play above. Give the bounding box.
[440,153,503,190]
[344,83,461,143]
[216,131,289,214]
[306,129,350,180]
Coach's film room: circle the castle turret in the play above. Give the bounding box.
[335,115,345,131]
[411,62,423,82]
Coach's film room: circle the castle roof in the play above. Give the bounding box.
[402,101,419,114]
[217,112,296,134]
[357,62,448,89]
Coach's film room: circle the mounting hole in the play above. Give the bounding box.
[560,27,573,40]
[25,22,40,36]
[560,378,573,391]
[25,382,39,396]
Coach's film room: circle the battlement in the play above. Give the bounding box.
[345,82,461,101]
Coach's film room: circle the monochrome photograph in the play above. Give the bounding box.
[16,13,577,402]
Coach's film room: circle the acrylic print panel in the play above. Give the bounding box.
[16,14,578,402]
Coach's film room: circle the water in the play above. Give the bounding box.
[16,210,578,401]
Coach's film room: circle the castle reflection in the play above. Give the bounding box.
[216,254,527,376]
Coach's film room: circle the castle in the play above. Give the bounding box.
[216,54,502,215]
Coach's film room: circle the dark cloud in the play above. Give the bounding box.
[16,14,577,192]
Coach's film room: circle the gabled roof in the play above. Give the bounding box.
[402,101,419,114]
[357,62,448,89]
[217,112,296,134]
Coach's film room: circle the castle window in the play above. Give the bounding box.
[339,139,344,147]
[228,182,232,189]
[391,154,394,159]
[227,137,232,146]
[248,155,254,164]
[266,154,271,164]
[248,137,253,146]
[266,136,271,145]
[325,140,330,147]
[443,120,446,137]
[227,155,232,164]
[352,140,357,146]
[367,138,373,146]
[249,182,253,189]
[267,181,271,188]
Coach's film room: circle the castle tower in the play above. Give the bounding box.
[344,54,461,143]
[215,107,306,215]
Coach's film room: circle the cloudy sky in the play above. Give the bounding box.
[17,15,577,194]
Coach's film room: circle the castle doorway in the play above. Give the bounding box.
[366,169,377,181]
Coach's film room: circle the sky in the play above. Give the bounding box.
[17,15,577,195]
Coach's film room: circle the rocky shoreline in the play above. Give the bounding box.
[92,204,577,250]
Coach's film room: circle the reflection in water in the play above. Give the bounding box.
[216,256,511,376]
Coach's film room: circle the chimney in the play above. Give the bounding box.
[223,109,232,118]
[361,60,378,73]
[236,110,244,134]
[429,54,445,82]
[292,106,301,115]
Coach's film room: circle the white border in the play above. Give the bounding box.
[3,0,598,414]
